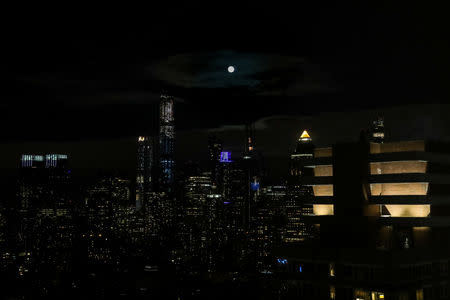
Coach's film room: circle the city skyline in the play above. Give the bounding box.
[2,103,450,184]
[3,3,450,299]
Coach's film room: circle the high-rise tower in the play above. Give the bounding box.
[243,123,255,160]
[19,154,70,212]
[208,134,223,191]
[284,130,315,242]
[159,94,175,194]
[242,123,260,228]
[136,136,152,210]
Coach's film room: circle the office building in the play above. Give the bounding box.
[136,136,152,210]
[183,174,222,269]
[284,130,314,243]
[208,134,223,191]
[274,134,450,299]
[253,185,286,268]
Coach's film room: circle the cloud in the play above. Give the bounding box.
[16,73,163,106]
[149,50,335,95]
[208,124,245,133]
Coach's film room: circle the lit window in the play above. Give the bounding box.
[330,286,335,299]
[416,289,424,300]
[371,291,385,300]
[373,132,384,138]
[329,263,335,277]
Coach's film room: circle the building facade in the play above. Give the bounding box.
[284,130,314,243]
[275,136,450,299]
[136,136,152,210]
[159,94,175,194]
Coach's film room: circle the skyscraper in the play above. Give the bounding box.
[253,185,286,267]
[136,136,152,210]
[19,153,70,212]
[17,153,73,276]
[83,176,130,263]
[242,123,261,228]
[183,174,218,268]
[208,134,223,191]
[243,123,255,160]
[159,94,175,194]
[220,152,247,232]
[284,130,314,243]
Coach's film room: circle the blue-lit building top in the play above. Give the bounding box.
[220,151,232,163]
[45,154,68,168]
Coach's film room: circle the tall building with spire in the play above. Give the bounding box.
[159,94,175,194]
[136,136,152,210]
[284,130,315,242]
[243,123,255,160]
[242,123,261,228]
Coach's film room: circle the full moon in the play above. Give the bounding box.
[227,66,235,73]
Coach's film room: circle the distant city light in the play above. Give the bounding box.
[251,181,260,191]
[220,151,232,163]
[299,130,311,141]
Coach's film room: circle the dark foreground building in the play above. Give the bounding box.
[274,137,450,300]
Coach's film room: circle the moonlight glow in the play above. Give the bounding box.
[227,66,235,73]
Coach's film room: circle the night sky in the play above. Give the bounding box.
[3,3,450,182]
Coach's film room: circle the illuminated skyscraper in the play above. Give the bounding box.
[159,94,175,193]
[19,153,70,212]
[18,153,73,272]
[243,123,261,228]
[83,176,130,263]
[254,185,286,266]
[136,136,152,210]
[284,130,314,243]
